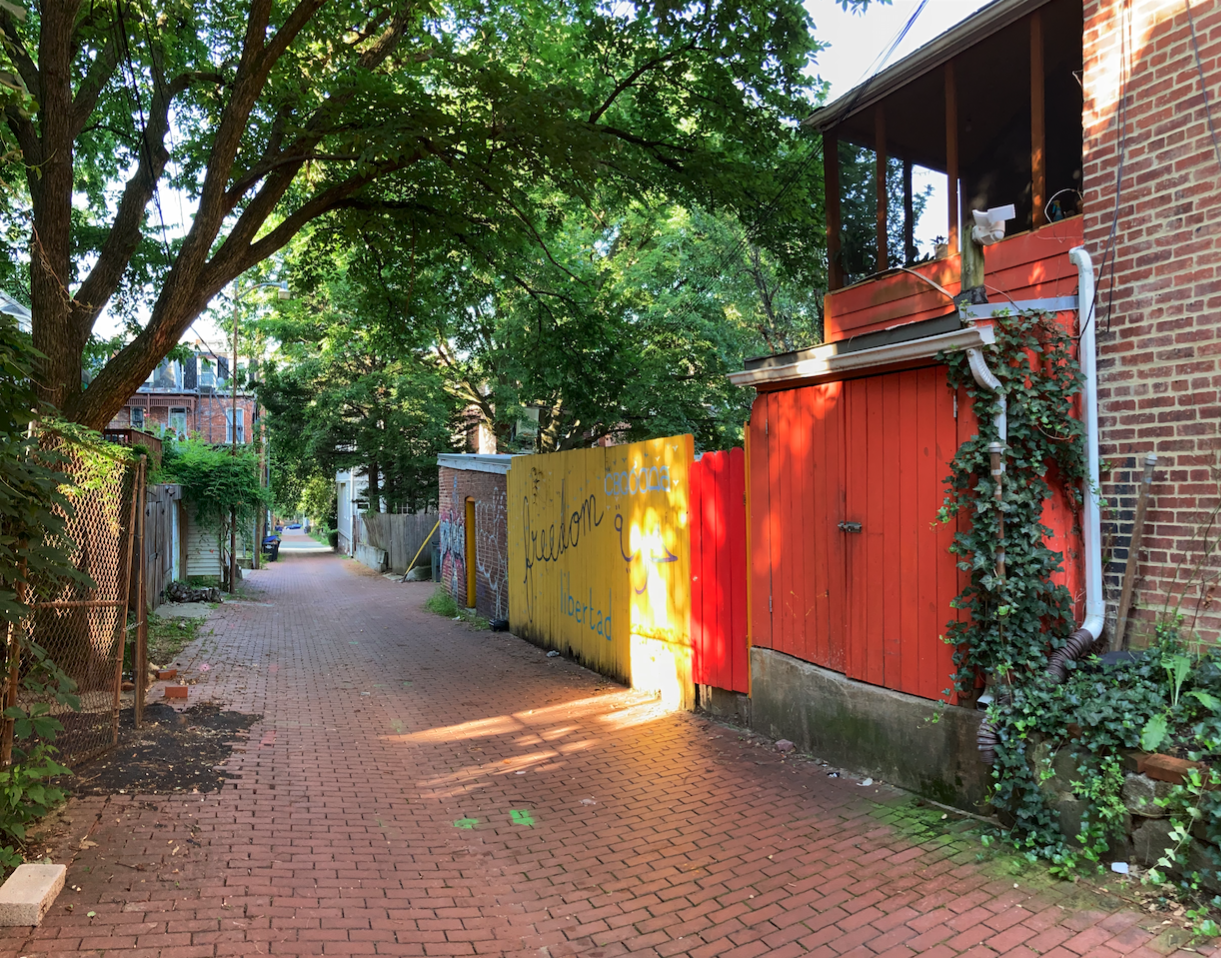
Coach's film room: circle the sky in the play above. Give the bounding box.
[804,0,993,251]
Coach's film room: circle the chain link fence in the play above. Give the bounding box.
[5,437,140,768]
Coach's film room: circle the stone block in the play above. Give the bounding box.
[1121,772,1174,817]
[1132,817,1176,866]
[0,863,66,926]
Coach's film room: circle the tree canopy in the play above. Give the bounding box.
[0,0,862,428]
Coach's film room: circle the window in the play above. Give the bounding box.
[168,407,187,440]
[131,407,145,429]
[225,408,245,444]
[200,360,214,388]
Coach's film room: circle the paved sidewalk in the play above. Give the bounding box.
[4,543,1211,958]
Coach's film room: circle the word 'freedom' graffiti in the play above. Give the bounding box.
[520,481,603,621]
[603,465,671,497]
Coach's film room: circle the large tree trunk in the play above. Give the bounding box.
[30,5,83,414]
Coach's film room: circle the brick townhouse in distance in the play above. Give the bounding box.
[107,348,259,448]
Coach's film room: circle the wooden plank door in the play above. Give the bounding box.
[843,367,959,701]
[759,383,848,673]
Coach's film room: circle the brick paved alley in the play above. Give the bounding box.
[4,537,1212,958]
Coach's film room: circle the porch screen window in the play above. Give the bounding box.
[226,408,244,443]
[131,407,145,429]
[168,407,187,440]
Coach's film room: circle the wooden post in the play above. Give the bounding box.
[824,131,843,290]
[945,61,959,255]
[1116,454,1158,650]
[875,106,888,272]
[903,158,914,265]
[135,457,148,729]
[1030,9,1046,229]
[115,457,143,746]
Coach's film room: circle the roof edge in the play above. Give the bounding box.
[803,0,1052,135]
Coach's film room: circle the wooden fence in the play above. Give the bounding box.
[129,483,182,613]
[361,511,438,574]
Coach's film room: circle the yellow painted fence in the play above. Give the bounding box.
[507,436,695,708]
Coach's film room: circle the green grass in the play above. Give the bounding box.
[423,586,488,629]
[147,613,209,667]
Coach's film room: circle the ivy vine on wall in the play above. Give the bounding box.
[939,309,1086,694]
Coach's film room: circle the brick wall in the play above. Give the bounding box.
[108,394,259,446]
[1084,0,1221,644]
[438,465,509,620]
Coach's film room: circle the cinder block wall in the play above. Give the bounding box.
[1084,0,1221,644]
[438,465,509,619]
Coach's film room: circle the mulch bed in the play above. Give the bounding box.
[70,703,261,795]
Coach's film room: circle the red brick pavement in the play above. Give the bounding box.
[3,541,1212,958]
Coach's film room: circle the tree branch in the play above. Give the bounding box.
[69,36,118,140]
[588,47,690,124]
[0,9,39,101]
[70,67,221,333]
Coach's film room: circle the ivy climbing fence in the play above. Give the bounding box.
[3,437,141,769]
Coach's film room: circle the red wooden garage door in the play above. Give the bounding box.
[748,366,961,702]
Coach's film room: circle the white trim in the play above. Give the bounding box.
[437,453,514,475]
[728,325,997,388]
[959,296,1078,319]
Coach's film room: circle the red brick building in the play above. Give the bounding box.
[1084,0,1221,643]
[437,454,511,621]
[107,351,259,447]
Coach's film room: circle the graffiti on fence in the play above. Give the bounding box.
[507,436,694,706]
[439,476,465,596]
[475,488,508,619]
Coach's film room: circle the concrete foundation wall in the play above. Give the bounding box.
[354,543,387,573]
[750,647,991,813]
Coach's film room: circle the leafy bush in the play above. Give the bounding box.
[327,529,339,550]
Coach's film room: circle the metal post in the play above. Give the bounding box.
[230,298,239,594]
[135,456,148,729]
[2,558,25,767]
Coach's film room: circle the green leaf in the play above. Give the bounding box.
[1140,714,1169,753]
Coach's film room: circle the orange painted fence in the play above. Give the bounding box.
[689,448,749,694]
[748,368,965,702]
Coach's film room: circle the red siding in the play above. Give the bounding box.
[823,216,1085,345]
[690,448,748,693]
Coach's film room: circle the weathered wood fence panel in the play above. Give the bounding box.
[128,483,182,613]
[361,511,438,573]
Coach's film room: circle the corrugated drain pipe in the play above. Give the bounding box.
[977,247,1104,763]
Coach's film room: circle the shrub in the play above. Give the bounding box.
[327,529,339,550]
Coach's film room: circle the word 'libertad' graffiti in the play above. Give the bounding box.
[560,571,613,639]
[603,465,671,497]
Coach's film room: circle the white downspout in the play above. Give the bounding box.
[966,346,1007,442]
[1070,246,1105,640]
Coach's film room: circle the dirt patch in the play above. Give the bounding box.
[70,703,260,796]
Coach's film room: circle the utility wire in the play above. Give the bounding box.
[1086,0,1133,339]
[1184,0,1221,173]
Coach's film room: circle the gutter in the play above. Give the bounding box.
[727,325,996,388]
